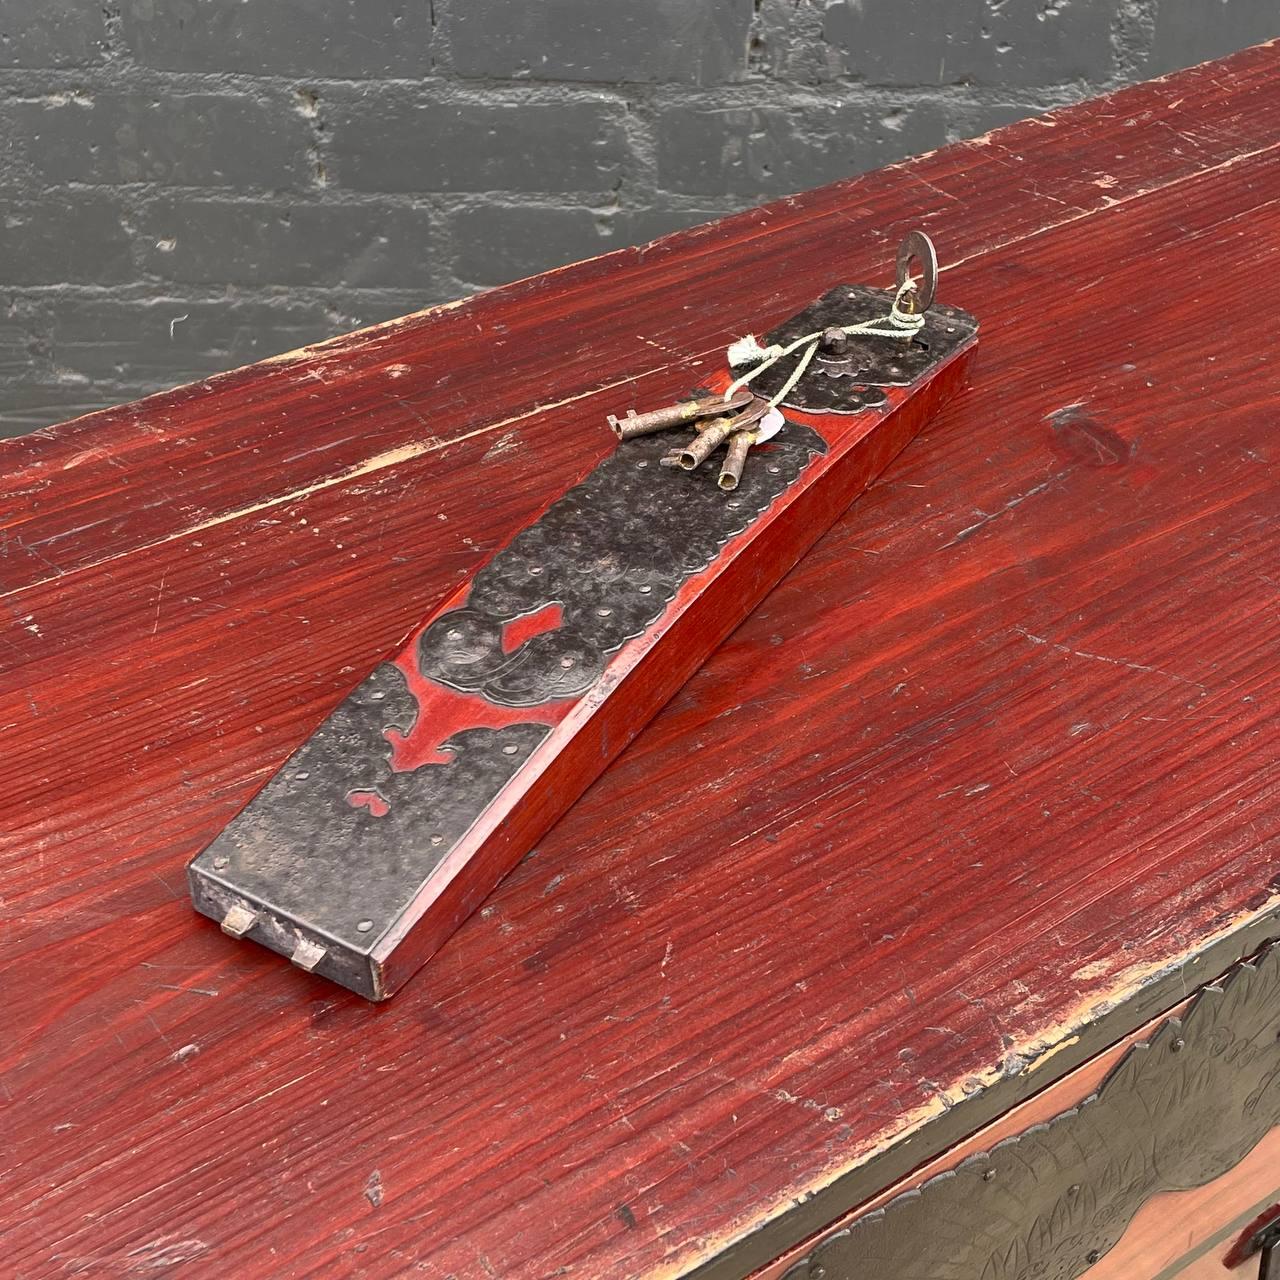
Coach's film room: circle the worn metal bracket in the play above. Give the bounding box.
[744,284,978,414]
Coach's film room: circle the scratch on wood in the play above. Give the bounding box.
[941,474,1064,548]
[481,431,519,463]
[1015,626,1207,692]
[150,572,168,636]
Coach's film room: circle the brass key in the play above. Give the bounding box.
[609,388,753,440]
[678,396,771,471]
[718,430,756,490]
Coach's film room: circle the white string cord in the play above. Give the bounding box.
[724,277,925,409]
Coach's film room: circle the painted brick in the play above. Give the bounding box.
[748,0,838,84]
[446,0,752,85]
[118,0,432,76]
[319,289,439,331]
[134,199,436,289]
[1147,0,1278,75]
[656,102,947,197]
[0,0,1261,441]
[615,207,726,246]
[823,0,1115,87]
[450,204,726,286]
[0,385,118,439]
[0,313,46,382]
[0,2,106,68]
[329,96,627,193]
[0,92,311,189]
[451,206,603,286]
[945,101,1055,141]
[1,196,135,285]
[44,297,343,384]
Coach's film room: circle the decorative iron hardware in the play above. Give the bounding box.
[607,231,977,485]
[747,285,976,413]
[781,940,1280,1280]
[414,421,826,708]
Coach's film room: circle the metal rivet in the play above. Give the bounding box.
[1068,1183,1080,1197]
[639,585,652,594]
[560,656,574,668]
[502,743,519,755]
[357,919,373,933]
[767,464,780,474]
[727,500,740,509]
[1171,1037,1185,1052]
[983,1169,996,1182]
[430,834,443,846]
[636,460,648,468]
[212,855,229,870]
[529,565,543,575]
[1086,1250,1101,1264]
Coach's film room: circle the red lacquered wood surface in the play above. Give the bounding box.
[4,41,1280,1280]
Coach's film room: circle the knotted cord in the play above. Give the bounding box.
[724,277,925,409]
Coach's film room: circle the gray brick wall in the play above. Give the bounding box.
[0,0,1275,437]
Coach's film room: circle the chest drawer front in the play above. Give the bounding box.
[778,941,1280,1280]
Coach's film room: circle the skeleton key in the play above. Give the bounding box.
[675,396,772,471]
[608,388,753,440]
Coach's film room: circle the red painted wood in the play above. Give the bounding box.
[3,41,1280,1280]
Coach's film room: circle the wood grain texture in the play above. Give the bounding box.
[3,40,1280,1280]
[771,941,1280,1280]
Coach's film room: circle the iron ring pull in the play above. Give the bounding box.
[896,229,938,312]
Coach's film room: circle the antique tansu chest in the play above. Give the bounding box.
[3,42,1279,1280]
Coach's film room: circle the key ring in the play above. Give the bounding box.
[895,230,937,313]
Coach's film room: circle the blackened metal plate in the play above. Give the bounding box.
[746,284,978,414]
[418,422,827,706]
[189,422,826,995]
[191,665,549,996]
